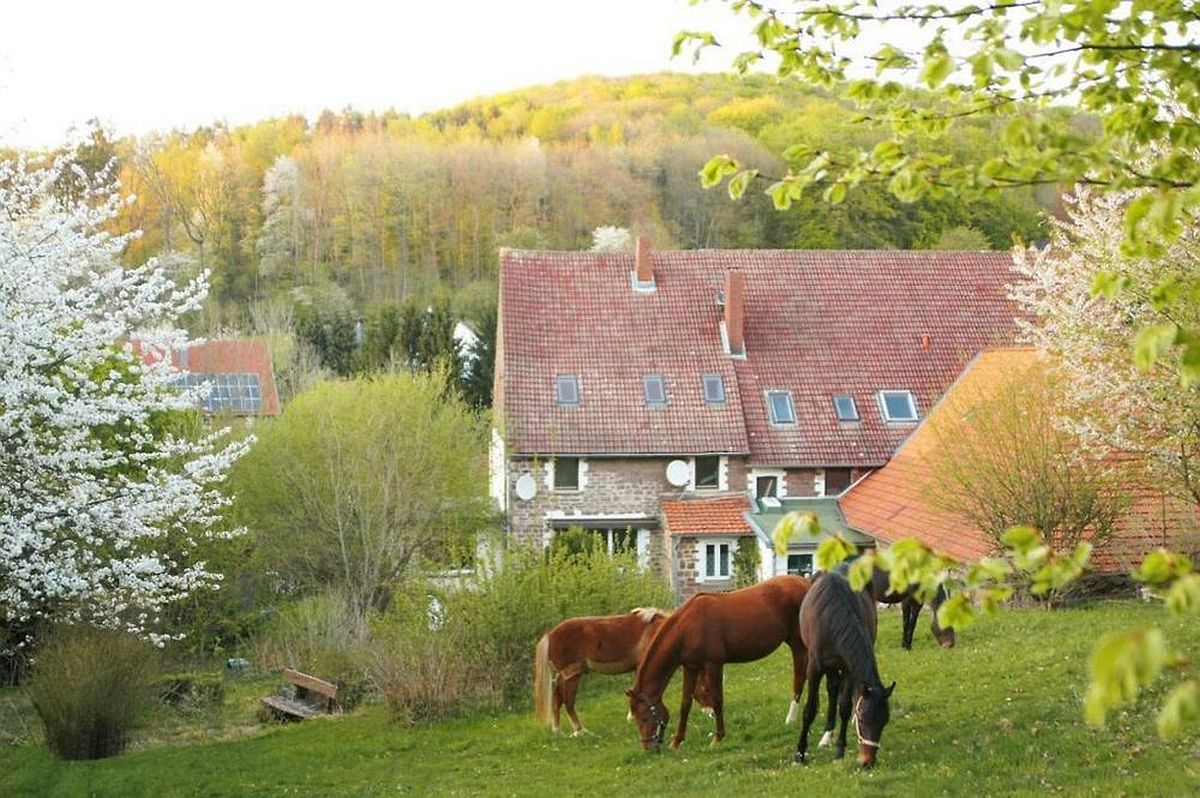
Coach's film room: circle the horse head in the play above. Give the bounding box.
[625,688,668,751]
[854,681,895,768]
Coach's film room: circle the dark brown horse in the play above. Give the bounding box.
[534,607,711,734]
[626,575,811,751]
[796,568,895,768]
[867,568,955,649]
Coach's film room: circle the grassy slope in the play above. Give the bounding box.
[2,602,1197,797]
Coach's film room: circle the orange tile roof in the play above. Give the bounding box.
[132,338,281,416]
[840,348,1199,571]
[662,494,753,536]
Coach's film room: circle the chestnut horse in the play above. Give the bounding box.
[795,568,895,768]
[626,575,811,751]
[867,568,955,649]
[534,607,713,734]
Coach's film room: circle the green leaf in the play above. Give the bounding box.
[1133,322,1179,370]
[936,591,976,631]
[771,510,820,555]
[825,182,847,204]
[1002,525,1041,553]
[727,169,758,200]
[1133,549,1193,585]
[1164,573,1200,614]
[1084,628,1168,728]
[815,535,857,571]
[1090,270,1130,299]
[921,52,954,89]
[1157,680,1200,739]
[700,155,739,189]
[847,552,876,592]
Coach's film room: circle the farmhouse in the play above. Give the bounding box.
[491,239,1020,597]
[133,338,281,418]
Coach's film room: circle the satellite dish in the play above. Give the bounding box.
[666,459,690,487]
[515,474,537,501]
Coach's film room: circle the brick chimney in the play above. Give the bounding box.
[724,270,745,356]
[633,236,655,291]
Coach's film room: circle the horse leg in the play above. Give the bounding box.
[901,597,919,650]
[706,663,725,744]
[671,667,698,749]
[551,674,564,734]
[818,670,840,748]
[794,668,822,765]
[785,640,806,725]
[562,673,585,735]
[835,676,853,760]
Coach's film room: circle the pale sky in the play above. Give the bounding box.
[0,0,760,148]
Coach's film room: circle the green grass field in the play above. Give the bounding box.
[2,601,1198,797]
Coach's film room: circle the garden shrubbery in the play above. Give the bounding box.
[371,540,672,722]
[28,626,156,760]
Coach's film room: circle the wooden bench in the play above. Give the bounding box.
[260,668,340,721]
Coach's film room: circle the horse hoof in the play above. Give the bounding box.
[818,730,834,748]
[570,728,588,737]
[669,739,683,750]
[834,748,846,760]
[793,752,807,766]
[701,708,715,719]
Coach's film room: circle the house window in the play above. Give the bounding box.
[643,374,667,407]
[755,475,779,499]
[553,527,635,557]
[787,553,814,577]
[694,456,720,490]
[554,457,580,491]
[702,540,732,580]
[833,395,859,422]
[879,390,918,422]
[702,374,726,405]
[556,375,580,407]
[824,468,852,496]
[766,390,796,425]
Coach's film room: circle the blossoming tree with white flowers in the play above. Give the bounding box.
[0,154,250,645]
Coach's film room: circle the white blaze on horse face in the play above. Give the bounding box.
[786,699,799,725]
[818,730,834,748]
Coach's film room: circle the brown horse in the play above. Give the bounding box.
[867,568,955,649]
[534,607,711,734]
[795,568,895,768]
[626,575,812,751]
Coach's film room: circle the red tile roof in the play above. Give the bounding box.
[498,249,1019,465]
[133,338,281,416]
[840,349,1198,571]
[662,494,754,536]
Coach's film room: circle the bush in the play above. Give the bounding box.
[371,542,672,722]
[153,671,226,708]
[255,590,372,709]
[28,626,155,760]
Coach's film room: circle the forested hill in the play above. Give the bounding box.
[70,72,1050,330]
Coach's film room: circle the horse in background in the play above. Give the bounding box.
[867,568,955,649]
[796,568,895,768]
[626,575,811,751]
[534,607,711,735]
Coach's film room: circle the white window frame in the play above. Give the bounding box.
[643,374,667,407]
[699,538,735,582]
[748,468,787,505]
[833,394,859,422]
[702,374,726,405]
[766,390,796,425]
[546,457,587,492]
[555,374,581,407]
[690,455,726,492]
[878,390,919,422]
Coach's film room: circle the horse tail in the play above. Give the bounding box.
[533,633,551,725]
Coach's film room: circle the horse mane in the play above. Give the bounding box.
[808,571,882,689]
[630,606,669,624]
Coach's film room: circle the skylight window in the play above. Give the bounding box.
[879,390,918,422]
[833,394,859,422]
[643,374,667,407]
[766,390,796,425]
[556,375,580,407]
[702,374,726,405]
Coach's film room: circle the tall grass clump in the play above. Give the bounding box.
[255,589,372,707]
[372,540,671,722]
[28,626,155,760]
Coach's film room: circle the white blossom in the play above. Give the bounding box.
[0,153,249,640]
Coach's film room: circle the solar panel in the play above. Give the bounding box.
[173,373,263,413]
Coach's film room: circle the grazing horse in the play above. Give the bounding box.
[626,575,811,751]
[795,568,895,768]
[867,568,955,650]
[534,607,711,734]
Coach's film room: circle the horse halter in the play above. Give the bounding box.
[853,695,881,750]
[635,691,667,746]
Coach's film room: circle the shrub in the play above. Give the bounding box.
[154,671,226,708]
[371,542,672,722]
[255,589,371,709]
[28,626,155,760]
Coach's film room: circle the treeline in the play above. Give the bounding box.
[50,73,1050,381]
